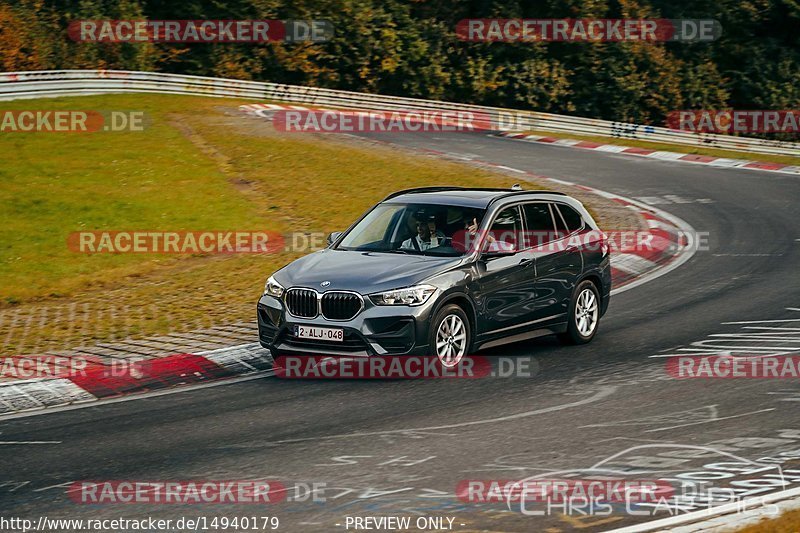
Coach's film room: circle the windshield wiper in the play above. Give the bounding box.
[380,249,430,255]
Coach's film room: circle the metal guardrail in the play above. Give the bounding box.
[1,69,798,157]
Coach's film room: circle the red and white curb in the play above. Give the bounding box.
[240,103,381,118]
[609,200,688,288]
[0,343,272,416]
[240,103,312,115]
[238,103,485,128]
[242,105,800,177]
[498,131,800,176]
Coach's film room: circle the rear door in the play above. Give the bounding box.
[523,202,583,322]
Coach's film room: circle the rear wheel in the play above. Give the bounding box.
[558,280,600,345]
[430,304,471,367]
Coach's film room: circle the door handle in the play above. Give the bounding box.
[519,257,533,265]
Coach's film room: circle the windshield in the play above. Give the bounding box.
[336,202,487,256]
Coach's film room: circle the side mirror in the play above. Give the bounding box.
[482,247,517,259]
[481,240,518,258]
[327,231,342,246]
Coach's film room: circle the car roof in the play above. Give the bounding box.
[383,187,568,209]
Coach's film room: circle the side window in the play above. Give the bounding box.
[522,203,556,247]
[554,204,584,233]
[488,206,522,251]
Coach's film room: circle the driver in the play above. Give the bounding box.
[401,213,446,251]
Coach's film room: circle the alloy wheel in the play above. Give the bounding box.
[436,313,467,367]
[575,287,598,337]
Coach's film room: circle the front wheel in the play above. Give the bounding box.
[559,280,600,345]
[430,304,471,367]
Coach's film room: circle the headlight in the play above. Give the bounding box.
[370,284,436,306]
[264,275,285,298]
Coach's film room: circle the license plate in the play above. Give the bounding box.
[294,325,344,342]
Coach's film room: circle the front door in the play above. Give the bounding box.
[473,205,537,337]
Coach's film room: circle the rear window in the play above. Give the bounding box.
[555,204,584,233]
[522,203,554,232]
[522,203,557,246]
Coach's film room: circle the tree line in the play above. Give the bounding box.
[1,0,797,129]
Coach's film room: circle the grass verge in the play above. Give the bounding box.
[737,507,800,532]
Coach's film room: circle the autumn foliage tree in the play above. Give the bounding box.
[1,0,797,129]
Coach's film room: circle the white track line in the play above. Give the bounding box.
[0,370,274,422]
[0,440,61,445]
[642,408,775,432]
[218,386,618,447]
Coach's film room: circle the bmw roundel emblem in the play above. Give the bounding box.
[320,281,331,287]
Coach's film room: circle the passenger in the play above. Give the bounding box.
[465,217,515,253]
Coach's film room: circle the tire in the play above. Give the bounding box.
[558,280,600,345]
[429,304,471,367]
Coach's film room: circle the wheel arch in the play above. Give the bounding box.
[432,292,478,350]
[577,268,609,316]
[578,272,602,292]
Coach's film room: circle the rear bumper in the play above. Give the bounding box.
[600,257,612,317]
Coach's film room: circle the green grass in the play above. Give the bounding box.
[0,94,270,303]
[520,129,800,167]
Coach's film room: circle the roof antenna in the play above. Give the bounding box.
[511,183,523,191]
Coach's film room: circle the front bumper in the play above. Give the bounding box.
[257,292,436,356]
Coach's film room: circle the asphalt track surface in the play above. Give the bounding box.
[2,131,800,532]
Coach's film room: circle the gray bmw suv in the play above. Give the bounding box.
[257,187,611,366]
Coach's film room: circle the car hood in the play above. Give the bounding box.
[274,249,462,294]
